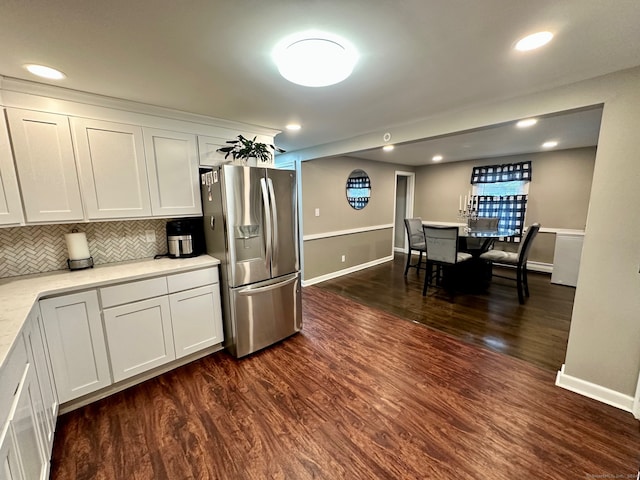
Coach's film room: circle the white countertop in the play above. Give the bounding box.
[0,255,220,370]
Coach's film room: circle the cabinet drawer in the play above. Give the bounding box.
[100,277,168,308]
[167,267,218,293]
[0,340,27,426]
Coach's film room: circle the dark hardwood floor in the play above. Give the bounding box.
[317,254,575,372]
[50,284,638,480]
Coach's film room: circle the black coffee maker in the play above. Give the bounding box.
[166,218,205,258]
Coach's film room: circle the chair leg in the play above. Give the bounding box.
[523,267,530,297]
[404,250,412,276]
[417,251,424,272]
[422,267,429,296]
[516,266,525,304]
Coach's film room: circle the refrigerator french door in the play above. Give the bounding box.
[202,165,301,358]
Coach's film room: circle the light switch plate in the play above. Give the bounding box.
[145,230,156,243]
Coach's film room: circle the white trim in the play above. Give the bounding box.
[527,261,553,274]
[634,370,640,419]
[1,76,279,137]
[539,227,585,236]
[555,364,634,413]
[394,171,416,254]
[421,222,585,237]
[302,255,393,286]
[303,223,394,241]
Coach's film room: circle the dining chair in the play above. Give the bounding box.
[404,218,427,275]
[479,223,541,304]
[422,225,473,295]
[468,216,500,232]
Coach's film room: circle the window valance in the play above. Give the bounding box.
[470,161,532,184]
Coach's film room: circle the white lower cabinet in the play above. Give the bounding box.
[36,266,222,407]
[103,296,175,382]
[170,284,223,359]
[10,364,47,480]
[39,291,111,404]
[0,422,22,480]
[0,362,48,480]
[21,307,57,461]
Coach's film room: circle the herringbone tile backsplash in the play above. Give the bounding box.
[0,220,169,279]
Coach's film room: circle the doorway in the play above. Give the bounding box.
[393,171,415,254]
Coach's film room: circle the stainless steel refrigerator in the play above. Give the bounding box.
[201,165,302,358]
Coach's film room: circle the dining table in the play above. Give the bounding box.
[422,223,518,292]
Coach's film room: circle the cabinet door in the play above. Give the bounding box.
[0,423,24,480]
[10,364,47,480]
[197,135,228,167]
[22,309,57,455]
[103,296,175,382]
[0,116,24,226]
[71,118,151,219]
[143,128,201,216]
[169,284,223,359]
[40,291,111,403]
[5,108,84,223]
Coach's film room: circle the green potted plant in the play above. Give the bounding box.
[217,135,285,165]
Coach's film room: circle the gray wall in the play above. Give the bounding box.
[414,147,596,264]
[301,156,410,280]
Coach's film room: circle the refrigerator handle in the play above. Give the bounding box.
[260,177,272,270]
[267,178,279,262]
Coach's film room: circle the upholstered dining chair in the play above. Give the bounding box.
[479,223,541,304]
[404,218,427,275]
[468,216,500,232]
[422,225,473,296]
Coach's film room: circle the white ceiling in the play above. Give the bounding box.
[0,1,639,157]
[346,106,603,166]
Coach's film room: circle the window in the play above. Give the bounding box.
[470,161,532,241]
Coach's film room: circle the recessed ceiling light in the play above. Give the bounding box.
[382,145,394,152]
[542,141,558,148]
[516,118,538,128]
[24,64,66,80]
[273,30,358,87]
[432,155,443,162]
[515,31,553,51]
[286,124,301,131]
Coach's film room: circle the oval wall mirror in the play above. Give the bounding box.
[346,169,371,210]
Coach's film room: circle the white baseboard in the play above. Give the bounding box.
[302,255,394,286]
[526,261,553,274]
[555,364,634,413]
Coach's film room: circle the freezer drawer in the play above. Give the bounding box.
[230,272,301,357]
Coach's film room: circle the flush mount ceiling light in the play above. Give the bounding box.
[432,155,443,162]
[515,31,553,51]
[382,145,394,152]
[542,140,558,148]
[273,31,359,87]
[285,124,302,131]
[24,64,66,80]
[516,118,538,128]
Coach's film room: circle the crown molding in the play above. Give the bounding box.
[0,76,280,137]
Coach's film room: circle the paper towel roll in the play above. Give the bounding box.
[65,232,91,260]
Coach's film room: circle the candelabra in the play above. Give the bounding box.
[458,196,478,231]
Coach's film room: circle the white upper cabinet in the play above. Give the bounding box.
[197,135,229,167]
[0,115,24,226]
[143,128,201,216]
[71,118,152,219]
[5,108,84,223]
